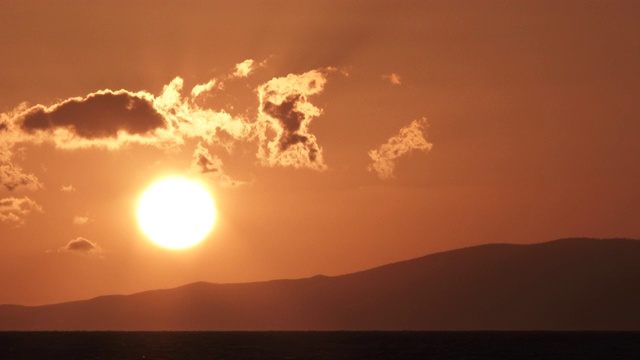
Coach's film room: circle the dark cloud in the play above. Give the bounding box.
[19,91,166,139]
[62,237,100,253]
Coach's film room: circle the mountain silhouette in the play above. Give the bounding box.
[1,238,639,330]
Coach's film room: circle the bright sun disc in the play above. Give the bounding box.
[137,178,216,249]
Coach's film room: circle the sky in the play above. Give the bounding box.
[1,0,639,306]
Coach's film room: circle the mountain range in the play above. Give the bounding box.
[1,238,639,330]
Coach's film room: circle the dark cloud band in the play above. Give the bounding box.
[19,91,166,139]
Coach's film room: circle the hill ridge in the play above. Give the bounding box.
[1,237,639,330]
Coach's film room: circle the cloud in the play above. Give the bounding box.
[230,58,268,80]
[368,118,433,179]
[193,58,264,97]
[3,74,254,152]
[0,74,254,188]
[0,196,42,225]
[232,59,256,78]
[0,144,11,163]
[18,90,166,140]
[0,61,337,195]
[155,76,253,147]
[383,73,402,85]
[190,142,246,187]
[60,184,76,192]
[190,79,219,98]
[256,68,334,170]
[73,215,90,225]
[4,95,173,152]
[60,237,102,254]
[0,162,42,191]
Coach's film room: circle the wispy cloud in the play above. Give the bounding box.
[1,162,42,192]
[72,215,91,225]
[368,118,432,179]
[190,142,246,187]
[190,79,219,98]
[155,76,253,146]
[60,184,76,192]
[0,196,42,225]
[383,73,402,85]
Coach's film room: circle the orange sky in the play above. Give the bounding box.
[1,0,638,305]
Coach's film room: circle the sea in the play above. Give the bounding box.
[1,331,639,359]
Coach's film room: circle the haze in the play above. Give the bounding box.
[0,1,638,306]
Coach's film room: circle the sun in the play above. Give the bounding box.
[137,177,216,249]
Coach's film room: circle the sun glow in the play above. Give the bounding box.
[137,178,216,249]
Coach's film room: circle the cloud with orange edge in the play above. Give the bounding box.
[368,118,432,179]
[0,61,342,223]
[256,67,335,170]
